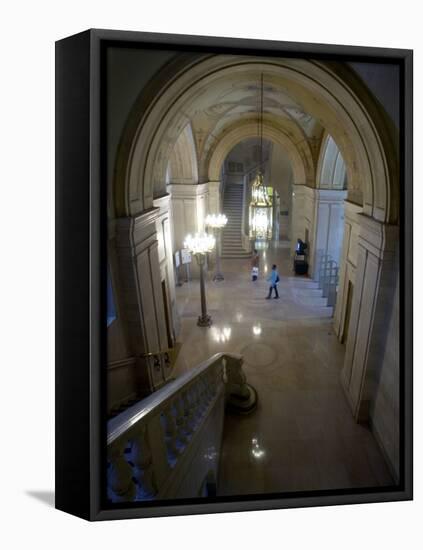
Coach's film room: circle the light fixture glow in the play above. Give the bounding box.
[183,232,216,255]
[205,213,228,229]
[248,74,273,241]
[252,324,262,336]
[251,437,266,460]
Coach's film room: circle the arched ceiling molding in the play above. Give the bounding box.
[206,121,309,185]
[166,123,199,185]
[316,132,347,190]
[112,52,210,218]
[199,112,315,184]
[333,150,347,189]
[114,55,396,223]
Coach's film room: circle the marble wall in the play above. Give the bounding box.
[369,270,400,479]
[107,204,180,410]
[336,210,399,478]
[168,183,208,249]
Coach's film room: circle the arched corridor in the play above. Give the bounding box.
[172,243,393,494]
[106,47,400,502]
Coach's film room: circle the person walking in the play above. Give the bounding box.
[251,249,259,281]
[266,264,280,299]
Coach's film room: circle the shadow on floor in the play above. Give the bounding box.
[26,490,55,508]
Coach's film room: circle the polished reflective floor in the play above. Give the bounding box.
[174,242,394,495]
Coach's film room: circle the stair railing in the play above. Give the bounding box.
[315,250,339,309]
[107,352,255,503]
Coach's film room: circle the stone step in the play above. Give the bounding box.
[221,254,252,259]
[286,277,320,288]
[294,295,328,307]
[292,288,325,297]
[303,306,333,318]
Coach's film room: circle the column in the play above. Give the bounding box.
[340,214,399,422]
[169,183,209,278]
[115,209,171,395]
[207,181,221,214]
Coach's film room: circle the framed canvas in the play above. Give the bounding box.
[55,29,413,521]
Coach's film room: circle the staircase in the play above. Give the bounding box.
[289,277,334,317]
[221,183,251,259]
[107,353,257,503]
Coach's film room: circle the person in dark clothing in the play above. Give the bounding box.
[296,238,307,255]
[266,264,280,299]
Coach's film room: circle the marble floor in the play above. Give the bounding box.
[173,242,394,496]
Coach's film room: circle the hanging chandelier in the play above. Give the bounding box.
[249,73,273,241]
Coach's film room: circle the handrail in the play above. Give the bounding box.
[106,352,252,503]
[108,352,238,445]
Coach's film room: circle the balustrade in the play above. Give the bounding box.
[107,352,254,502]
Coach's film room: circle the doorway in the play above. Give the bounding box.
[161,279,173,349]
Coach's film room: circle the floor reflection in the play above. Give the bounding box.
[173,241,393,495]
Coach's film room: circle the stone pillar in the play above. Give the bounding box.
[207,181,221,214]
[340,214,399,422]
[333,201,361,340]
[115,209,173,395]
[168,183,209,278]
[153,194,180,339]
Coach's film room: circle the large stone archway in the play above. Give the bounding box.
[113,55,398,224]
[206,120,310,185]
[109,53,400,463]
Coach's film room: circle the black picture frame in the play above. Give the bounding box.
[55,29,413,521]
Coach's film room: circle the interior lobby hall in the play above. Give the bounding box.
[106,50,400,503]
[173,242,393,495]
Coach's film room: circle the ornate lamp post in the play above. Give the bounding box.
[183,232,216,327]
[205,213,228,281]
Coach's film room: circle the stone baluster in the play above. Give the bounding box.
[181,390,194,436]
[184,387,197,432]
[209,368,218,398]
[107,442,136,503]
[205,371,214,401]
[160,403,179,466]
[196,377,207,416]
[191,382,202,427]
[128,425,157,499]
[174,395,189,447]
